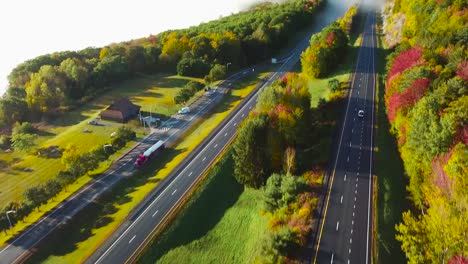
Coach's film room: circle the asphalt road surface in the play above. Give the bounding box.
[86,3,360,263]
[0,1,357,263]
[313,11,376,264]
[0,62,262,264]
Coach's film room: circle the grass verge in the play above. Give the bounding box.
[373,16,408,264]
[138,152,268,264]
[24,68,273,264]
[0,73,199,207]
[138,26,365,264]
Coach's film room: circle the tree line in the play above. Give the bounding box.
[0,127,135,233]
[229,5,358,260]
[383,0,467,263]
[0,0,323,127]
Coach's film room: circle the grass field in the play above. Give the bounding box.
[24,68,273,264]
[374,20,408,264]
[139,153,267,264]
[307,35,361,107]
[0,73,204,246]
[136,23,365,264]
[0,74,199,208]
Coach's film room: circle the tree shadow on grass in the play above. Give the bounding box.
[139,154,244,263]
[24,147,184,263]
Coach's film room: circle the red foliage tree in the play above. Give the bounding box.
[456,60,468,81]
[387,78,430,122]
[388,46,423,80]
[431,149,453,193]
[448,255,468,264]
[325,32,335,46]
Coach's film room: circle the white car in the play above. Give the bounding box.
[178,106,190,114]
[358,110,364,118]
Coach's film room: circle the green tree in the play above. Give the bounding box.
[24,186,48,208]
[205,64,227,83]
[44,179,62,200]
[11,133,37,152]
[232,113,270,188]
[328,78,340,92]
[61,143,79,168]
[25,65,67,112]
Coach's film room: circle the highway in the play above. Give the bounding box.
[0,1,358,263]
[85,2,359,263]
[0,60,262,264]
[86,36,308,264]
[313,10,376,264]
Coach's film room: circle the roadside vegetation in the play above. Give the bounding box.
[0,73,202,243]
[382,0,467,263]
[24,68,273,264]
[0,0,324,244]
[139,6,361,263]
[374,14,408,264]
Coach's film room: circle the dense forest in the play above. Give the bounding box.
[0,0,323,127]
[382,0,467,263]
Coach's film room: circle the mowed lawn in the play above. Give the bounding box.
[0,73,199,209]
[24,69,273,264]
[139,154,267,264]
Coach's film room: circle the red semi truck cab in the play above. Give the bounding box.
[134,140,165,167]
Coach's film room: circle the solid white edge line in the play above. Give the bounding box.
[94,41,299,264]
[366,12,376,264]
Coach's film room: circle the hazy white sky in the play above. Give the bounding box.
[0,0,259,95]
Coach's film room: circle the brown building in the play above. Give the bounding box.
[100,98,141,122]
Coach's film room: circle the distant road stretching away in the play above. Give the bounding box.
[313,9,377,264]
[0,0,357,263]
[86,2,358,263]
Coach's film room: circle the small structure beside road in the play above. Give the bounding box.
[100,98,141,123]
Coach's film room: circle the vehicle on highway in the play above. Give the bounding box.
[134,140,165,167]
[88,120,99,125]
[178,106,190,114]
[358,109,364,118]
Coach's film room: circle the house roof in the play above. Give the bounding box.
[107,98,140,113]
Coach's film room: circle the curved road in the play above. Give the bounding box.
[313,10,376,264]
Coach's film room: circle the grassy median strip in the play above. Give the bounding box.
[138,151,268,263]
[137,29,365,264]
[24,68,273,264]
[373,17,408,264]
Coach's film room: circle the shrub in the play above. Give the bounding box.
[12,122,35,135]
[0,135,11,149]
[176,58,210,77]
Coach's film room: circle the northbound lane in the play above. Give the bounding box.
[313,10,377,264]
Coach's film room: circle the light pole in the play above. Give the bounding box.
[226,62,232,71]
[6,210,16,230]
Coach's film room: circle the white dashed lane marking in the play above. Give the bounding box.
[152,210,159,218]
[172,189,177,196]
[214,144,218,148]
[129,235,136,244]
[188,171,193,177]
[336,221,340,231]
[340,195,343,204]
